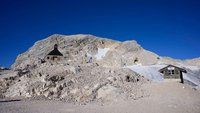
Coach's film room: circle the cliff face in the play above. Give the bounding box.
[12,34,160,70]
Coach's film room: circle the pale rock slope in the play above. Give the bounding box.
[1,34,200,103]
[12,34,160,70]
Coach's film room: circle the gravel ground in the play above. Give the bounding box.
[1,81,200,113]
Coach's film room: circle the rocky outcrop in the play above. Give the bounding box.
[160,57,200,67]
[12,34,199,71]
[1,34,154,103]
[1,63,147,103]
[1,34,199,104]
[11,34,160,70]
[183,57,200,66]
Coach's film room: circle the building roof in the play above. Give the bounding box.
[159,65,187,73]
[47,44,63,56]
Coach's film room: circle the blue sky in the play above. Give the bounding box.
[0,0,200,67]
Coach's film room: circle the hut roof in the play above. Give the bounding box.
[47,44,63,56]
[159,65,187,73]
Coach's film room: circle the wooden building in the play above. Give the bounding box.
[159,65,187,83]
[44,44,63,62]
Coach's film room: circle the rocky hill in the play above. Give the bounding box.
[160,57,200,66]
[12,34,161,70]
[12,34,200,71]
[1,34,153,103]
[0,34,199,103]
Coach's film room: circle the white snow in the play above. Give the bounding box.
[95,48,110,60]
[126,65,165,81]
[181,65,200,89]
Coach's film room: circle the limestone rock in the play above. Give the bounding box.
[11,34,161,70]
[1,34,199,104]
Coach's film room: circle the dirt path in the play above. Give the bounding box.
[1,81,200,113]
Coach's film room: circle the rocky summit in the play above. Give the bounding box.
[12,34,161,70]
[0,34,200,104]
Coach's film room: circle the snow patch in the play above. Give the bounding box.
[126,65,165,81]
[95,48,110,60]
[181,65,200,89]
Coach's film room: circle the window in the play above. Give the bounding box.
[168,70,175,75]
[168,70,171,75]
[172,70,175,74]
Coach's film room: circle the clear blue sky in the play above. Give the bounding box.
[0,0,200,67]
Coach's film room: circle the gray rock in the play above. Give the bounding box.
[1,34,199,104]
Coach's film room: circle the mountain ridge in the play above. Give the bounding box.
[1,34,200,103]
[12,34,200,70]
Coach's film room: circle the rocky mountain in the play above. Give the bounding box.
[160,57,200,66]
[0,34,199,103]
[12,34,161,70]
[1,34,153,103]
[183,57,200,66]
[12,34,200,71]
